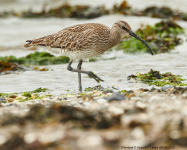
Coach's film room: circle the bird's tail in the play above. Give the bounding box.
[23,40,33,47]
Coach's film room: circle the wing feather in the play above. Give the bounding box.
[23,23,110,51]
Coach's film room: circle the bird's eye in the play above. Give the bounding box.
[122,26,127,30]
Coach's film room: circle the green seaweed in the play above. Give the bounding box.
[0,52,98,65]
[119,90,127,94]
[0,88,48,100]
[117,20,184,54]
[0,52,70,65]
[129,69,187,87]
[84,85,105,91]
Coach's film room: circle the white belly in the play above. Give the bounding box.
[48,47,100,61]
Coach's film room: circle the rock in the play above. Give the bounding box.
[52,96,58,101]
[131,127,145,139]
[12,100,19,103]
[24,133,36,144]
[0,97,7,103]
[83,102,91,106]
[77,134,103,148]
[170,130,180,139]
[9,95,17,98]
[0,134,7,145]
[136,102,147,112]
[149,95,162,102]
[108,106,124,115]
[6,98,15,103]
[106,92,125,102]
[42,98,50,101]
[139,88,149,93]
[150,87,156,92]
[70,101,78,105]
[161,85,174,91]
[182,91,187,98]
[130,97,142,101]
[16,96,27,100]
[97,98,107,104]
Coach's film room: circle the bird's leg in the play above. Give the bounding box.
[67,61,104,85]
[77,60,83,93]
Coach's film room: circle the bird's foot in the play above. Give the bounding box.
[88,72,104,83]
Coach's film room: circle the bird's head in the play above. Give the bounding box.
[114,20,153,55]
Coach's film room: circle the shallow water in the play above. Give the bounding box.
[0,14,187,93]
[1,48,187,93]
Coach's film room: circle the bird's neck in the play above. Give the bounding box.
[108,26,122,49]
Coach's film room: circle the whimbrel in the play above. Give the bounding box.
[24,20,153,92]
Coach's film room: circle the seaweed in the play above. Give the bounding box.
[0,61,28,73]
[21,3,109,19]
[128,69,187,87]
[1,1,187,22]
[0,88,48,100]
[85,85,105,92]
[0,52,98,66]
[117,20,184,54]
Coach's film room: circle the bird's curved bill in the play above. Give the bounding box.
[129,30,153,55]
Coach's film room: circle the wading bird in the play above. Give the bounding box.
[24,20,153,92]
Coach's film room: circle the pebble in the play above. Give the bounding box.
[85,135,103,147]
[97,98,108,104]
[139,91,148,96]
[42,98,50,101]
[170,130,180,139]
[136,102,146,109]
[131,127,145,139]
[130,97,142,101]
[75,104,83,108]
[149,95,162,102]
[6,98,15,103]
[70,101,78,105]
[106,92,125,102]
[161,85,174,91]
[108,106,124,115]
[52,96,58,101]
[12,100,19,103]
[16,96,27,100]
[0,134,7,145]
[9,95,17,98]
[0,97,8,103]
[77,134,103,148]
[182,91,187,98]
[27,102,34,106]
[24,133,36,144]
[28,100,34,102]
[83,102,91,106]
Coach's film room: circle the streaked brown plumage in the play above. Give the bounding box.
[24,20,153,92]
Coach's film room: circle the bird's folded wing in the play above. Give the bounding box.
[23,24,96,51]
